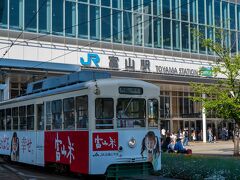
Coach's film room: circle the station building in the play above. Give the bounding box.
[0,0,238,138]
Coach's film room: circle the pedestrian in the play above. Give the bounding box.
[161,128,166,140]
[183,130,189,146]
[191,130,196,142]
[208,128,213,143]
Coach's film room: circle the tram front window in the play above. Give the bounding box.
[95,98,114,129]
[117,98,146,128]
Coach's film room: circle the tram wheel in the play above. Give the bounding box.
[54,163,68,174]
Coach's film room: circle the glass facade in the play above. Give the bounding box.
[0,0,240,54]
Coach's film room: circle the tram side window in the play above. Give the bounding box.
[0,110,5,130]
[37,104,44,130]
[63,97,75,130]
[12,107,19,130]
[148,99,159,127]
[19,106,27,130]
[76,96,88,129]
[95,98,114,129]
[6,108,11,130]
[46,102,52,130]
[117,98,146,128]
[52,100,62,130]
[27,105,34,130]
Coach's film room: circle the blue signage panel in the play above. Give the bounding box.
[80,53,100,67]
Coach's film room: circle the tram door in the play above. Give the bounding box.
[36,104,44,166]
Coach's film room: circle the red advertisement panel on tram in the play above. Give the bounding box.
[92,132,118,151]
[44,131,89,174]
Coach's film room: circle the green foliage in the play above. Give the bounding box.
[190,30,240,124]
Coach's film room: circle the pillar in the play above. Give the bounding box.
[202,94,207,143]
[3,76,10,100]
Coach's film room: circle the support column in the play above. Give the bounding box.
[215,120,218,140]
[0,84,7,102]
[3,76,10,100]
[202,94,207,143]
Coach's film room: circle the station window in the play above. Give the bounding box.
[52,100,62,130]
[112,10,122,43]
[6,108,11,130]
[10,82,27,99]
[39,0,50,33]
[19,106,27,130]
[148,99,159,127]
[116,98,146,128]
[65,1,76,37]
[90,5,100,40]
[0,0,8,28]
[27,105,34,130]
[37,104,44,130]
[10,0,23,29]
[101,7,111,41]
[46,101,52,130]
[76,96,88,129]
[24,0,37,31]
[78,3,88,39]
[0,109,5,130]
[95,98,113,129]
[12,107,19,130]
[52,0,63,34]
[101,0,110,7]
[63,97,75,129]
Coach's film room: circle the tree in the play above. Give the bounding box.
[191,29,240,156]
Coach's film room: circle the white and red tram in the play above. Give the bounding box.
[0,70,161,177]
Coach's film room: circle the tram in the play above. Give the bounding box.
[0,70,161,177]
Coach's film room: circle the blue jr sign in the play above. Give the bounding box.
[80,53,100,67]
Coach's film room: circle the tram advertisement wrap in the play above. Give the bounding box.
[44,131,89,174]
[141,131,161,171]
[90,130,161,174]
[92,132,118,151]
[0,131,44,165]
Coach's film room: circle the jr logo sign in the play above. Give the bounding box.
[80,53,100,67]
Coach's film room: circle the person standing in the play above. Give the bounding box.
[208,128,213,143]
[161,128,166,140]
[183,129,189,146]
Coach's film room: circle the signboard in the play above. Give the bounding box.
[92,132,118,151]
[80,52,213,78]
[199,66,213,77]
[44,131,89,174]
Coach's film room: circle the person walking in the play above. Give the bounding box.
[183,129,189,146]
[208,128,213,143]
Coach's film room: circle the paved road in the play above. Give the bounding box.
[189,140,234,156]
[0,158,84,180]
[0,158,177,180]
[0,162,21,180]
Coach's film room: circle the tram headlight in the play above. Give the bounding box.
[128,137,136,148]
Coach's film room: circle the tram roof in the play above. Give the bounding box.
[0,76,159,106]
